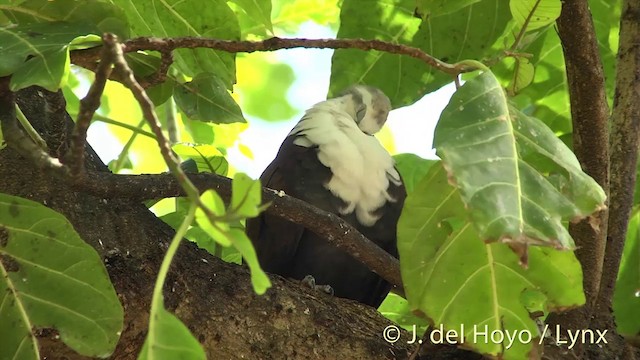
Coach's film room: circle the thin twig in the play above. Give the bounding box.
[67,34,118,176]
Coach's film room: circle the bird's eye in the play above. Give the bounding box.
[356,106,367,122]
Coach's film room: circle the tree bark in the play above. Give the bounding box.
[0,86,420,359]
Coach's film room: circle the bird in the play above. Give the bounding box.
[246,85,406,308]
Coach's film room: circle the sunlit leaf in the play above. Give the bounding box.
[434,71,606,260]
[507,57,534,96]
[272,0,339,33]
[195,190,231,246]
[230,173,262,217]
[393,153,437,194]
[510,0,561,32]
[398,163,585,359]
[229,0,273,34]
[138,302,205,360]
[378,293,429,333]
[0,194,123,359]
[228,229,271,294]
[175,72,245,124]
[415,0,482,17]
[330,0,510,107]
[112,0,240,88]
[173,143,229,176]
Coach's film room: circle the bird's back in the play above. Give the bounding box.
[246,87,406,308]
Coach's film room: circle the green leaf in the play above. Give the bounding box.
[138,303,205,360]
[433,71,606,259]
[271,0,339,33]
[174,72,246,124]
[507,57,534,96]
[195,190,231,246]
[415,0,482,17]
[229,0,273,34]
[237,53,297,121]
[510,0,561,32]
[112,0,240,88]
[173,143,229,176]
[1,0,130,38]
[398,163,585,359]
[393,153,437,194]
[378,293,429,333]
[230,173,262,218]
[0,22,97,90]
[0,193,123,359]
[613,209,640,336]
[330,0,511,107]
[9,46,69,91]
[228,229,271,294]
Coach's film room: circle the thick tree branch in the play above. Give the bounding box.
[555,0,610,317]
[597,0,640,327]
[82,171,404,292]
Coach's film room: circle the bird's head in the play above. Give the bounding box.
[338,85,391,135]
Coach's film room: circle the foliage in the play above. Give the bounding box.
[0,0,635,359]
[0,194,123,359]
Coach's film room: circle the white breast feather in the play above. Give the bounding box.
[291,101,400,226]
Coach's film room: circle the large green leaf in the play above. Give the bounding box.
[0,22,98,91]
[1,0,129,38]
[330,0,511,107]
[398,163,585,359]
[415,0,482,17]
[613,209,640,336]
[434,71,606,260]
[0,193,123,359]
[112,0,240,88]
[229,0,273,34]
[174,72,245,124]
[393,153,437,194]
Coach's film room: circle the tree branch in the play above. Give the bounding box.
[70,36,463,76]
[66,34,117,176]
[597,0,640,327]
[82,171,404,292]
[553,0,610,333]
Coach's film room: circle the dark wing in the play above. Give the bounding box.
[246,135,339,276]
[246,135,407,308]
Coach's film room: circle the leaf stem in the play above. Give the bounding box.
[147,201,197,351]
[15,104,48,150]
[112,119,146,173]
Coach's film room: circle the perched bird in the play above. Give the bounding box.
[246,85,406,308]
